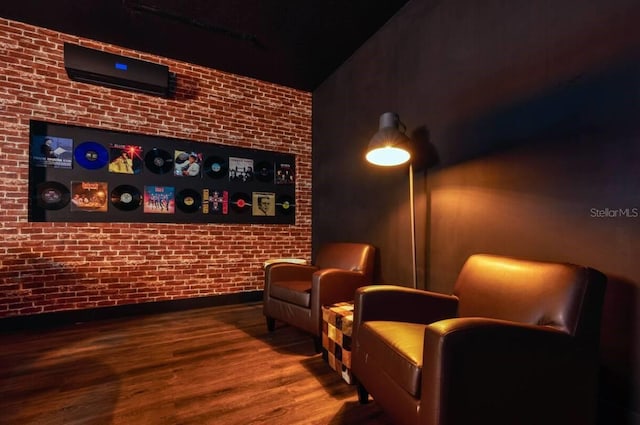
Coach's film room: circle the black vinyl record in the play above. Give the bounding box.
[204,155,228,179]
[230,192,251,213]
[176,189,202,213]
[255,160,274,182]
[36,181,70,210]
[276,195,295,215]
[74,141,108,170]
[111,185,142,211]
[145,148,174,174]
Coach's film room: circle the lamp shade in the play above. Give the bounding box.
[365,112,411,166]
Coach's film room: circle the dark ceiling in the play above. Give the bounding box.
[0,0,410,91]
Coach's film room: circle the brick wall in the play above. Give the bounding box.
[0,18,312,318]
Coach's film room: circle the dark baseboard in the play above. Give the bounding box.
[0,291,264,332]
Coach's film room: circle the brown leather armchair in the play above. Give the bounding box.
[263,242,375,351]
[352,254,607,425]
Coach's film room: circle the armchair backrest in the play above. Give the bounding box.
[453,254,607,340]
[314,243,375,280]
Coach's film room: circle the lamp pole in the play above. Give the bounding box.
[409,162,417,289]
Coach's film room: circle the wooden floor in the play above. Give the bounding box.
[0,302,393,425]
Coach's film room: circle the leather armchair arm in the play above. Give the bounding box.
[423,317,573,365]
[265,263,318,283]
[311,268,368,306]
[353,285,459,328]
[420,318,589,425]
[423,317,573,372]
[308,268,369,335]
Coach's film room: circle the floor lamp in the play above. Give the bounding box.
[365,112,417,289]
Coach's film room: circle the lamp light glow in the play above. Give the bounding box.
[366,146,411,166]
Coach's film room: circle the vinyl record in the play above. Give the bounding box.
[145,148,173,174]
[255,160,274,182]
[276,195,295,215]
[230,192,251,213]
[204,155,228,179]
[36,181,70,210]
[176,188,202,213]
[110,185,142,211]
[74,141,108,170]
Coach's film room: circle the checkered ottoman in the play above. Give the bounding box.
[321,301,354,384]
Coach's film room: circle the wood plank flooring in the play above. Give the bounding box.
[0,302,392,425]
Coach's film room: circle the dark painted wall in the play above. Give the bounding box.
[313,0,640,422]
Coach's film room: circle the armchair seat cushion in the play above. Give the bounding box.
[270,280,312,307]
[359,321,427,397]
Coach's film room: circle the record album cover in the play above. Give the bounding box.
[275,162,295,184]
[31,135,73,169]
[203,189,229,215]
[174,150,203,177]
[144,186,175,214]
[252,192,276,216]
[229,157,254,182]
[70,181,108,212]
[108,144,143,174]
